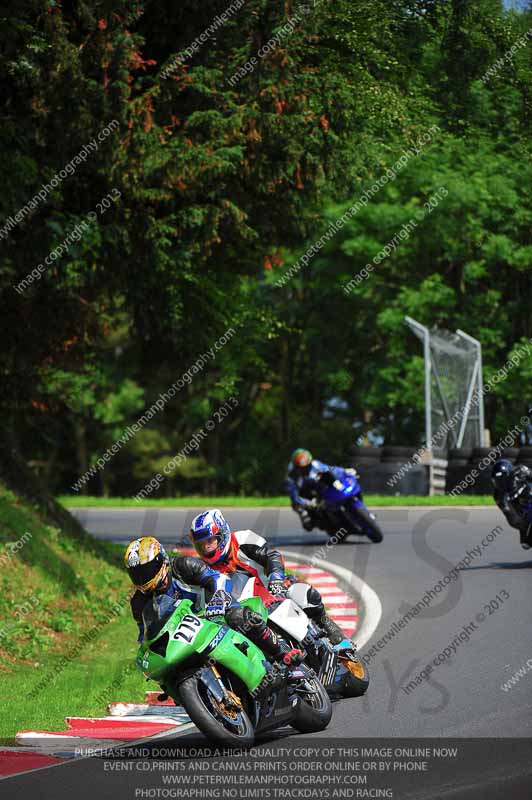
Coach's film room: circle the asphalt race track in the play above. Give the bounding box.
[71,505,532,738]
[7,505,532,800]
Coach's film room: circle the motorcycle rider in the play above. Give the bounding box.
[124,537,304,668]
[492,460,532,550]
[189,509,347,645]
[285,448,359,532]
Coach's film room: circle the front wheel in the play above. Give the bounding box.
[347,505,383,543]
[328,525,350,544]
[179,672,255,746]
[291,671,333,733]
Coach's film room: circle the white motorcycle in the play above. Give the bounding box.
[229,573,369,698]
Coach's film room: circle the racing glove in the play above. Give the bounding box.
[268,579,287,597]
[280,647,305,666]
[204,589,233,620]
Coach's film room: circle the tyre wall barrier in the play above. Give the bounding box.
[348,447,428,495]
[348,445,532,496]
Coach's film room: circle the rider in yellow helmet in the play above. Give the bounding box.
[124,536,304,665]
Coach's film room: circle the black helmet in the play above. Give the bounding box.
[491,459,513,492]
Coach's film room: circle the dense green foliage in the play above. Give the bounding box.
[1,0,530,496]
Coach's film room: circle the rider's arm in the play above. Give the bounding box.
[171,555,228,594]
[130,591,146,643]
[338,465,359,478]
[328,463,357,481]
[237,530,285,582]
[494,487,509,508]
[509,467,532,513]
[513,465,532,489]
[284,474,314,508]
[313,460,342,482]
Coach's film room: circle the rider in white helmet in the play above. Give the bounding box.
[190,509,347,645]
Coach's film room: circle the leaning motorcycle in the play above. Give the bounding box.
[228,573,370,699]
[137,593,332,746]
[306,469,383,543]
[505,482,532,548]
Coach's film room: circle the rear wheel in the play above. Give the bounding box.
[346,506,383,543]
[340,656,370,697]
[179,671,255,746]
[291,670,332,733]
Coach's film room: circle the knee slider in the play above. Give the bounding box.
[227,604,265,634]
[225,605,245,628]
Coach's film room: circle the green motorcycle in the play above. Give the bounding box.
[137,593,332,746]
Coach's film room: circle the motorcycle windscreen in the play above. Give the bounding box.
[229,572,272,604]
[226,571,253,599]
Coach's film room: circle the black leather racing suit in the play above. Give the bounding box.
[494,465,532,540]
[130,554,288,658]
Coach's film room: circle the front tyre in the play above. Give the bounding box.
[348,506,383,543]
[291,672,332,733]
[328,525,350,544]
[179,673,255,746]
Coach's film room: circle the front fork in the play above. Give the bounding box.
[345,496,375,533]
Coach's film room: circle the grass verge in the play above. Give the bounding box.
[0,484,145,744]
[0,615,144,746]
[58,494,494,508]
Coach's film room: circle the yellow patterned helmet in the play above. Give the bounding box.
[124,537,170,593]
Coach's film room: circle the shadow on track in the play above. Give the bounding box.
[461,560,532,570]
[115,725,296,759]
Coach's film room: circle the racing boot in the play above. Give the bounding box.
[250,631,304,699]
[232,606,305,665]
[317,610,345,645]
[299,508,315,532]
[520,523,532,550]
[259,626,305,665]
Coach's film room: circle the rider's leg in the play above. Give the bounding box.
[225,605,304,664]
[286,582,345,645]
[293,503,314,531]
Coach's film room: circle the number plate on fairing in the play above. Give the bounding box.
[173,614,202,644]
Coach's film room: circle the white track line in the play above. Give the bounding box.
[1,724,198,782]
[282,549,382,651]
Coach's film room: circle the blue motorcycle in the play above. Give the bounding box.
[309,470,383,543]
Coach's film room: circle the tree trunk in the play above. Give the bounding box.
[0,427,89,542]
[74,420,89,496]
[280,337,290,444]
